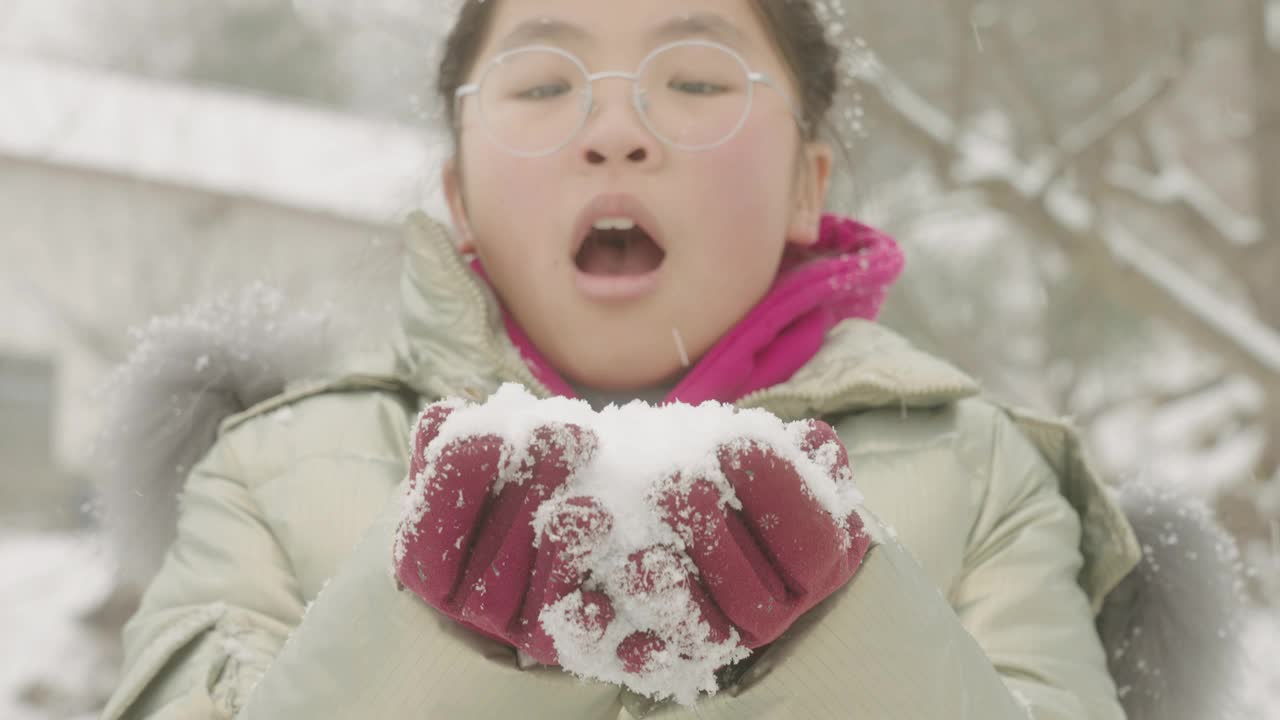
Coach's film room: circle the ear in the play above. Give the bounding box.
[786,142,833,247]
[442,156,476,254]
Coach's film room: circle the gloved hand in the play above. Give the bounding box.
[395,399,871,690]
[393,400,605,663]
[533,418,873,693]
[652,420,873,648]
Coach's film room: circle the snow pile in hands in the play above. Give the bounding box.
[401,384,864,705]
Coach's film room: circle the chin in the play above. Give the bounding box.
[557,350,687,393]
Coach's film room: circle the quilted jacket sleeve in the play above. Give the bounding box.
[945,405,1127,719]
[101,434,304,719]
[618,401,1126,719]
[698,401,1124,719]
[942,404,1131,717]
[101,412,625,720]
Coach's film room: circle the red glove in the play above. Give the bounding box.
[395,400,871,684]
[534,419,871,688]
[653,420,872,649]
[536,499,742,675]
[393,400,606,663]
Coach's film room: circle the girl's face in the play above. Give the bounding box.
[444,0,832,391]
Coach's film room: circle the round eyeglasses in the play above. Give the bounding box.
[454,39,807,158]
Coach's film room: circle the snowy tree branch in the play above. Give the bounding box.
[857,57,1280,395]
[987,19,1061,145]
[1072,373,1232,428]
[1105,124,1264,248]
[857,58,957,176]
[1058,65,1178,170]
[944,0,979,134]
[1103,222,1280,378]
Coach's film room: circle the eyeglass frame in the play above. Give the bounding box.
[454,39,809,158]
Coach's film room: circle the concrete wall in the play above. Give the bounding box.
[1,58,449,522]
[0,354,69,529]
[5,156,414,475]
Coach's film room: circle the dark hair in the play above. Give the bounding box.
[436,0,840,144]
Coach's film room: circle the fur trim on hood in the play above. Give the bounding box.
[1099,481,1248,720]
[94,285,1250,717]
[95,284,339,596]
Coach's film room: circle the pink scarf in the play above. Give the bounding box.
[476,214,904,405]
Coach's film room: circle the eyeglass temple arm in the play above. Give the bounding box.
[452,84,480,129]
[750,72,809,135]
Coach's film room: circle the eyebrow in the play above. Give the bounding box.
[497,12,752,52]
[650,13,752,48]
[498,17,590,50]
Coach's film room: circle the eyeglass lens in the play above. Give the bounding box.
[477,44,752,156]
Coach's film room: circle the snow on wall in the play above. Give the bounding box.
[0,55,450,224]
[0,56,456,475]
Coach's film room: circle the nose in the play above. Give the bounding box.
[577,78,660,167]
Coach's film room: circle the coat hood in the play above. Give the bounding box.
[94,212,1246,720]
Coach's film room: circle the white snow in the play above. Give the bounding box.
[1240,608,1280,719]
[408,385,862,543]
[538,555,751,706]
[399,384,864,705]
[0,55,450,226]
[0,532,117,720]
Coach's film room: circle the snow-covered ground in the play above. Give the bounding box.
[0,532,119,720]
[1243,609,1280,719]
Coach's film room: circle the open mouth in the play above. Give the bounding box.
[574,218,667,277]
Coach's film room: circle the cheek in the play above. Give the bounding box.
[465,151,552,219]
[681,122,796,258]
[459,145,565,272]
[692,119,794,213]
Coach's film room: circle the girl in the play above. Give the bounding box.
[100,1,1242,718]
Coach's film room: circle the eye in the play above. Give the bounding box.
[669,79,729,96]
[514,82,573,100]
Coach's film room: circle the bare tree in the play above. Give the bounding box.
[1251,0,1280,473]
[844,0,1277,477]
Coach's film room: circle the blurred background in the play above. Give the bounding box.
[1,0,1277,717]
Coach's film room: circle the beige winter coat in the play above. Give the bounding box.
[102,213,1141,719]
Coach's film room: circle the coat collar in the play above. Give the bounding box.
[394,211,981,414]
